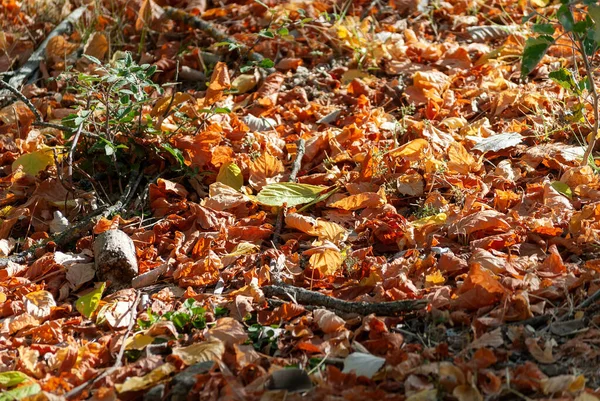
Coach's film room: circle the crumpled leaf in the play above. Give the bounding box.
[472,132,523,153]
[115,363,176,393]
[23,291,56,319]
[171,339,225,365]
[342,352,386,379]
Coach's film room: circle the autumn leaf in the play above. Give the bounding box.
[76,283,106,318]
[116,363,176,393]
[205,62,231,106]
[171,339,225,365]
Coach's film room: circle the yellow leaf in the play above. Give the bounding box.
[426,269,446,285]
[216,162,243,190]
[413,213,447,229]
[232,73,258,94]
[0,292,6,303]
[315,220,347,243]
[309,249,343,276]
[116,363,176,393]
[125,333,155,351]
[12,148,55,177]
[171,339,225,365]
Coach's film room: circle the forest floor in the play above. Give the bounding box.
[1,0,600,400]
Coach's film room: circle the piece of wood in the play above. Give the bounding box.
[262,283,427,316]
[94,229,139,290]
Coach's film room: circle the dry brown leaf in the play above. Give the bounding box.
[171,339,225,365]
[83,32,108,61]
[205,61,231,106]
[313,309,346,334]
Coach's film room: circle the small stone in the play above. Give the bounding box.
[93,229,138,291]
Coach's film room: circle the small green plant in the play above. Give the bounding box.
[61,52,162,168]
[521,1,600,165]
[247,324,283,353]
[137,298,221,333]
[413,203,441,219]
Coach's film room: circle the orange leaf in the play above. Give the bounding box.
[453,264,507,310]
[205,62,231,106]
[328,191,386,211]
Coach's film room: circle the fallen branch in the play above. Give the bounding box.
[2,6,87,91]
[262,283,427,316]
[163,6,275,72]
[0,169,143,267]
[272,138,306,245]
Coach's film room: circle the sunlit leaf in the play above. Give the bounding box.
[76,282,106,318]
[256,183,326,207]
[0,371,31,388]
[116,363,176,393]
[0,383,41,401]
[217,162,243,190]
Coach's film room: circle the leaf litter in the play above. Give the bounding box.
[1,0,600,400]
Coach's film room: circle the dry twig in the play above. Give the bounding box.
[263,283,427,316]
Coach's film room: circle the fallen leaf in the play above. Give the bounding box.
[115,363,176,393]
[342,352,386,379]
[171,339,225,365]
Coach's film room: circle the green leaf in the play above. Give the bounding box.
[277,27,289,36]
[83,54,102,65]
[557,4,575,32]
[549,68,577,93]
[217,162,243,190]
[76,282,106,318]
[11,148,55,177]
[0,383,41,401]
[256,183,327,207]
[0,371,31,388]
[551,181,573,199]
[161,143,185,167]
[589,5,600,43]
[259,58,275,68]
[532,23,555,35]
[521,36,553,77]
[259,30,275,38]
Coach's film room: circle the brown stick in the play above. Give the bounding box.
[262,283,427,316]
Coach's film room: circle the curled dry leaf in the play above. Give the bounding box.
[171,339,225,365]
[313,309,346,334]
[23,291,56,319]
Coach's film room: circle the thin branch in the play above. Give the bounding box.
[262,283,427,316]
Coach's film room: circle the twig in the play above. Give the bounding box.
[288,138,305,182]
[0,79,76,134]
[163,7,275,72]
[262,283,427,316]
[64,291,141,399]
[2,6,87,91]
[577,288,600,310]
[0,169,143,268]
[272,138,306,245]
